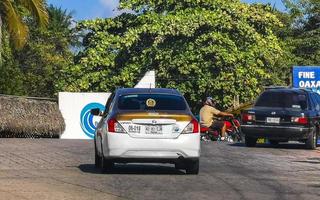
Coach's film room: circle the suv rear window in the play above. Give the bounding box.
[118,94,187,110]
[255,91,307,109]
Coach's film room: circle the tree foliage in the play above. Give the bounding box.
[2,0,317,110]
[0,31,25,95]
[0,0,48,49]
[61,0,284,108]
[0,5,75,97]
[282,0,320,65]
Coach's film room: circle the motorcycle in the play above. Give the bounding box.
[200,117,242,142]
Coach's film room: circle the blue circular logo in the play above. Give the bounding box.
[80,103,105,138]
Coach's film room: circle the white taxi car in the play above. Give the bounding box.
[91,88,200,174]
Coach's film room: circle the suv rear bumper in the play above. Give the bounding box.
[241,125,310,140]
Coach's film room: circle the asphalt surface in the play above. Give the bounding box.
[0,139,319,200]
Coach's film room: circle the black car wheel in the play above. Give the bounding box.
[94,142,101,168]
[185,159,199,175]
[306,128,317,150]
[245,136,257,147]
[100,144,114,173]
[316,128,320,147]
[269,140,279,146]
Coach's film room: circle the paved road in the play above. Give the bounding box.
[0,139,319,200]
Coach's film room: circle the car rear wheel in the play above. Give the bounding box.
[269,140,279,146]
[94,142,101,168]
[185,159,199,175]
[100,144,114,173]
[306,128,317,150]
[317,132,320,147]
[100,157,114,173]
[245,136,257,147]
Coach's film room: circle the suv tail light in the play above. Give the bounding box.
[107,118,126,133]
[291,117,308,125]
[242,113,256,122]
[182,119,199,134]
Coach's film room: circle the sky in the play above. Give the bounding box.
[47,0,287,21]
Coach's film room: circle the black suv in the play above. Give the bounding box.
[241,88,320,149]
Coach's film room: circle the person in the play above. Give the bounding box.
[199,97,234,141]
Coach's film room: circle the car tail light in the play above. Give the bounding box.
[182,119,199,134]
[107,118,125,133]
[291,117,308,125]
[242,113,256,122]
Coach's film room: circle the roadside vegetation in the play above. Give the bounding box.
[0,0,319,109]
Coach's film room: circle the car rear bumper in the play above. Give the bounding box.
[241,125,310,140]
[103,133,200,160]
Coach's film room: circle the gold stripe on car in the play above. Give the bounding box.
[116,112,192,121]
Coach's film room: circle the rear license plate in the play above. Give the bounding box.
[145,125,162,134]
[266,117,280,124]
[128,125,141,133]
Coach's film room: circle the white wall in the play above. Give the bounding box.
[59,92,111,139]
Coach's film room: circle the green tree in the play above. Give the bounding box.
[283,0,320,65]
[0,31,25,95]
[0,5,75,97]
[61,0,284,109]
[16,5,75,97]
[0,0,48,56]
[266,5,296,85]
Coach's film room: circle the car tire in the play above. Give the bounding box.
[316,128,320,147]
[245,136,257,147]
[306,128,317,150]
[269,140,279,146]
[100,157,114,173]
[100,144,114,173]
[94,142,101,168]
[317,138,320,147]
[185,159,199,175]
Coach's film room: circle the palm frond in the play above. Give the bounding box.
[2,0,29,49]
[19,0,49,28]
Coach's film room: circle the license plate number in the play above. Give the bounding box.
[128,125,141,133]
[145,125,162,134]
[266,117,280,124]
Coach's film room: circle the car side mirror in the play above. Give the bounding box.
[90,108,102,116]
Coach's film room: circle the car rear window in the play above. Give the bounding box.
[255,91,307,109]
[118,94,187,110]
